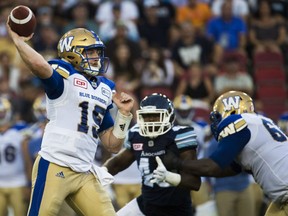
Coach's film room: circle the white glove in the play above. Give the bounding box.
[150,156,181,186]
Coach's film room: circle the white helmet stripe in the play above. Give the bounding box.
[10,6,33,24]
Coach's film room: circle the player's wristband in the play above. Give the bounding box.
[165,171,181,186]
[112,111,133,139]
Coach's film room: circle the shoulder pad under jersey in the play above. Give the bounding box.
[217,114,247,141]
[96,76,115,91]
[48,59,76,78]
[172,125,198,149]
[124,124,140,149]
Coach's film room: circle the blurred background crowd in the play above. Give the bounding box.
[0,0,288,216]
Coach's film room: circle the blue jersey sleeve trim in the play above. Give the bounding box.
[97,76,115,90]
[98,111,114,133]
[209,127,251,169]
[40,70,64,99]
[218,114,242,132]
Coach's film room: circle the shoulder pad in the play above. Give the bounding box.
[124,125,139,149]
[217,114,247,141]
[174,126,198,149]
[49,59,74,78]
[97,76,115,90]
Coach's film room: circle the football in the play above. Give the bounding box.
[8,5,36,37]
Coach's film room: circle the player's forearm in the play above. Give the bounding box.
[100,128,124,153]
[12,38,52,79]
[181,158,223,177]
[103,155,131,176]
[178,173,201,191]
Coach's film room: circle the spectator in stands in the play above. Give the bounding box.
[206,1,247,58]
[139,46,175,99]
[105,19,142,70]
[95,0,139,25]
[63,2,98,35]
[106,43,140,95]
[214,55,253,97]
[32,24,59,60]
[171,21,218,77]
[138,0,171,51]
[248,0,287,55]
[175,62,214,105]
[106,44,140,123]
[99,4,139,42]
[176,0,212,33]
[0,52,20,95]
[211,0,249,21]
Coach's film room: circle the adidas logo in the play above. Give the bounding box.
[119,124,126,131]
[55,171,65,178]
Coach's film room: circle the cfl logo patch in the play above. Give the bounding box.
[74,78,87,89]
[222,96,240,111]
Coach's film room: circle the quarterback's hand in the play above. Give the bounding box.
[6,19,33,42]
[112,91,134,116]
[151,156,181,186]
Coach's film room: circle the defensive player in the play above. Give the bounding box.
[104,93,201,216]
[0,97,28,216]
[7,22,134,216]
[152,90,288,216]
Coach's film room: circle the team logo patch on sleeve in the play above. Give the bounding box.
[74,78,88,89]
[133,143,143,151]
[218,118,247,140]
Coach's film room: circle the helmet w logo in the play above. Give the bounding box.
[222,96,241,111]
[59,36,73,52]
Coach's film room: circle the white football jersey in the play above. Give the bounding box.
[0,128,26,187]
[39,71,114,173]
[237,113,288,203]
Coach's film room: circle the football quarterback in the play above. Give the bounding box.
[152,90,288,216]
[104,93,201,216]
[7,24,134,216]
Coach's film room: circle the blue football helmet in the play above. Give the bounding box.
[57,28,109,76]
[0,97,12,126]
[137,93,175,138]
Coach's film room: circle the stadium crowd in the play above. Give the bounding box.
[0,0,288,216]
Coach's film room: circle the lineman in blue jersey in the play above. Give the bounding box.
[104,93,201,216]
[7,22,134,216]
[152,91,288,216]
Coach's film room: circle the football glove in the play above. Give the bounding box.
[150,156,181,186]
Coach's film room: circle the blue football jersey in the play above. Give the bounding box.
[125,124,197,206]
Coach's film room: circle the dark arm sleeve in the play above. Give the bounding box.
[40,70,64,99]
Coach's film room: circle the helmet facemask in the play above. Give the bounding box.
[79,47,109,76]
[137,108,173,138]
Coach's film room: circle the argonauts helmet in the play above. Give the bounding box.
[0,97,12,126]
[173,95,195,126]
[278,112,288,135]
[57,28,109,76]
[210,91,254,124]
[137,93,175,138]
[33,95,47,122]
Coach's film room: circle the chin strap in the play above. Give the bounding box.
[112,110,133,139]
